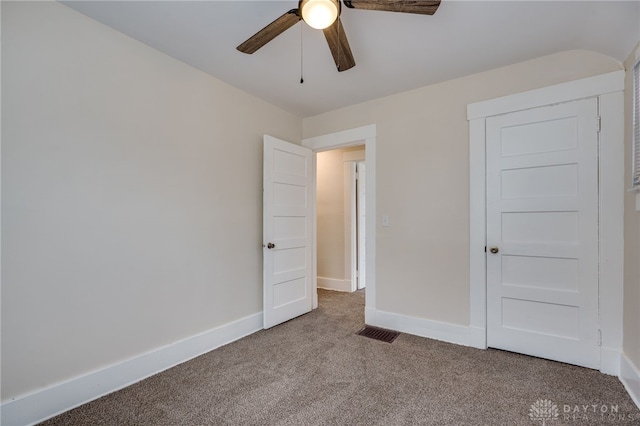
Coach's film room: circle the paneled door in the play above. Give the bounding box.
[263,135,313,329]
[486,98,600,368]
[357,162,366,289]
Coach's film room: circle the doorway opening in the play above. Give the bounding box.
[302,124,377,323]
[315,145,365,293]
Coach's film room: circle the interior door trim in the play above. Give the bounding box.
[467,71,624,374]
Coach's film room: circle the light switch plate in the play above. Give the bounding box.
[382,214,390,227]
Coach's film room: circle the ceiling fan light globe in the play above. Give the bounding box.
[300,0,339,30]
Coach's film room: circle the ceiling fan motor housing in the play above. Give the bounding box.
[299,0,341,30]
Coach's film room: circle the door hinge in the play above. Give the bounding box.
[596,116,601,133]
[597,329,602,347]
[484,246,487,253]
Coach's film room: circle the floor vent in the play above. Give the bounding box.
[357,326,400,343]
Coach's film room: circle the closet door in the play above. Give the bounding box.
[486,98,600,369]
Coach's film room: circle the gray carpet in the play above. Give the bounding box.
[41,289,640,425]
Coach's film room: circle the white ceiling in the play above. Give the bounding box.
[62,1,640,117]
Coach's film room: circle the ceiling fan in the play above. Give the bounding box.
[237,0,441,72]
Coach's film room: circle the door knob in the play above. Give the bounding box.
[489,246,499,254]
[267,242,276,249]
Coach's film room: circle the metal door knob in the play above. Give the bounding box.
[267,242,276,249]
[489,246,499,254]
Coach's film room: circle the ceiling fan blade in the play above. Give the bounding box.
[322,19,356,72]
[237,9,301,54]
[343,0,440,15]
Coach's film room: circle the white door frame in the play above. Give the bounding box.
[467,71,624,374]
[345,160,358,292]
[344,150,365,292]
[356,160,366,290]
[303,125,377,322]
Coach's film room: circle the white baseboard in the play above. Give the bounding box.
[620,353,640,410]
[1,312,263,426]
[368,308,486,349]
[317,276,352,292]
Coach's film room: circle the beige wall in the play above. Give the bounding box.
[316,146,364,281]
[304,50,623,325]
[624,42,640,371]
[317,149,347,280]
[1,2,301,400]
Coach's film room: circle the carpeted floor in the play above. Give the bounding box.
[40,289,640,425]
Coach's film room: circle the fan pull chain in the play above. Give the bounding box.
[300,22,304,84]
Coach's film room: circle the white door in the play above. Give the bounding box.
[356,162,366,289]
[263,135,313,329]
[486,98,600,369]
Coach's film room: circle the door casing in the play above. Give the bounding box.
[467,71,625,374]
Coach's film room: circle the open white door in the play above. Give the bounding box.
[356,162,366,289]
[263,135,313,329]
[486,98,600,368]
